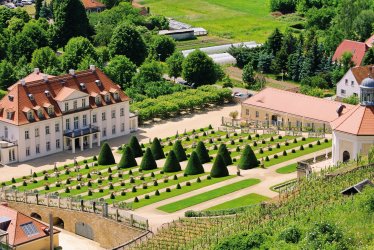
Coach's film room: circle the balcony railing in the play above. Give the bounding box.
[64,125,100,138]
[0,137,18,146]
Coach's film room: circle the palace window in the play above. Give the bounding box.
[25,130,29,140]
[120,108,124,117]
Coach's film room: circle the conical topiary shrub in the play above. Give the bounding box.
[118,146,137,169]
[210,154,229,178]
[151,137,165,160]
[163,150,181,173]
[238,145,259,170]
[218,144,232,166]
[140,148,158,170]
[196,141,210,164]
[184,151,204,175]
[129,136,143,157]
[173,140,187,162]
[98,142,115,165]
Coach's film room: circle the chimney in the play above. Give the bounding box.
[90,65,96,71]
[20,79,26,86]
[43,74,49,82]
[337,104,346,117]
[69,69,75,76]
[34,68,40,74]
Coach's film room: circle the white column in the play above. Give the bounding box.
[97,132,101,147]
[72,138,75,154]
[80,137,84,152]
[89,134,93,149]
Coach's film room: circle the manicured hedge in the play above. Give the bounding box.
[98,142,115,165]
[173,140,187,162]
[140,148,158,170]
[129,136,143,157]
[185,151,204,175]
[118,146,137,169]
[210,154,229,178]
[196,141,210,164]
[151,137,165,160]
[238,145,258,170]
[163,150,181,173]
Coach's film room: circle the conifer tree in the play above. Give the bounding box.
[129,136,143,157]
[238,145,259,170]
[151,137,165,160]
[118,146,137,169]
[98,142,115,165]
[217,144,232,166]
[196,141,210,164]
[173,140,187,162]
[163,150,181,173]
[140,148,157,170]
[210,154,229,178]
[184,151,204,175]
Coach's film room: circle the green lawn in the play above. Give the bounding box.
[157,178,260,213]
[141,0,297,42]
[275,163,298,174]
[204,193,269,211]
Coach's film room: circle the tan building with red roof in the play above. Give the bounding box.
[81,0,105,12]
[0,204,60,250]
[0,66,137,165]
[241,88,354,132]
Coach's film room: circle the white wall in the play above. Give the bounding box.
[336,70,361,99]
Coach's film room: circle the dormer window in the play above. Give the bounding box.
[8,95,14,102]
[28,94,34,101]
[6,112,12,120]
[105,94,110,103]
[95,80,101,87]
[113,92,119,101]
[65,102,69,111]
[80,83,86,90]
[37,109,43,118]
[27,111,33,120]
[95,96,101,104]
[45,90,51,97]
[48,106,54,116]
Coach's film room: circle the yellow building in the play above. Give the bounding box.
[0,204,60,250]
[241,88,354,132]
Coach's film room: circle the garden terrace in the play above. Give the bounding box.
[132,165,374,249]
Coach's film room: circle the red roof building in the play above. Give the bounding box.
[0,204,60,249]
[332,40,368,66]
[81,0,105,12]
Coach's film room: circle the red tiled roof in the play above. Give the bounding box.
[242,88,354,123]
[0,68,129,125]
[81,0,105,9]
[365,34,374,48]
[332,40,368,66]
[331,105,374,135]
[0,205,59,247]
[351,65,374,84]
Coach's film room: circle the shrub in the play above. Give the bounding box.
[153,180,158,186]
[292,149,296,153]
[166,188,171,192]
[66,179,71,184]
[233,158,237,162]
[65,187,70,193]
[300,145,304,150]
[276,143,280,148]
[259,148,264,154]
[185,151,205,175]
[238,138,243,143]
[88,190,93,196]
[186,182,191,186]
[151,137,165,160]
[196,141,211,164]
[121,191,126,196]
[302,137,306,141]
[120,182,125,186]
[99,188,103,193]
[255,134,259,138]
[65,169,70,175]
[270,137,274,142]
[132,186,137,192]
[226,134,229,139]
[234,132,238,136]
[211,130,215,134]
[293,138,297,143]
[230,140,235,145]
[98,142,116,165]
[324,138,328,143]
[129,136,143,157]
[217,138,221,141]
[209,138,214,143]
[108,175,113,181]
[214,232,265,249]
[168,141,173,146]
[76,185,81,190]
[33,172,37,178]
[85,164,89,169]
[278,135,282,139]
[285,142,289,146]
[45,185,49,190]
[185,137,190,141]
[207,175,211,180]
[163,150,182,172]
[317,140,321,145]
[236,146,240,152]
[247,135,252,140]
[176,183,181,189]
[210,154,229,178]
[98,179,102,184]
[83,159,87,163]
[218,144,232,166]
[309,144,313,148]
[265,156,269,161]
[213,145,218,150]
[173,175,178,180]
[279,226,302,243]
[253,141,257,147]
[238,145,258,170]
[208,124,213,129]
[196,177,201,183]
[143,183,147,189]
[163,178,168,183]
[145,194,150,199]
[118,146,137,169]
[274,154,278,159]
[93,156,97,161]
[44,175,48,181]
[134,197,139,202]
[109,183,114,190]
[173,140,187,162]
[283,150,287,156]
[262,140,265,144]
[140,148,158,170]
[155,190,160,196]
[130,177,135,183]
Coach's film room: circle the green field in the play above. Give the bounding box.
[140,0,296,42]
[205,193,269,211]
[275,163,298,174]
[157,179,261,213]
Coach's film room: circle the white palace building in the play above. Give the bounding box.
[0,66,138,165]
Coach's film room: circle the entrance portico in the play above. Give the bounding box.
[63,126,101,153]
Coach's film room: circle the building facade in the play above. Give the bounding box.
[332,77,374,164]
[0,66,137,165]
[336,65,374,100]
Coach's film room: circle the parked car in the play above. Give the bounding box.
[15,2,24,6]
[21,0,32,5]
[232,92,252,102]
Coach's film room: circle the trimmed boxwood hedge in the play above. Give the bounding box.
[238,145,259,170]
[210,154,229,178]
[163,150,182,173]
[140,148,158,170]
[118,146,137,169]
[185,151,204,175]
[98,142,115,165]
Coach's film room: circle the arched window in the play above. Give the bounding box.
[343,151,350,162]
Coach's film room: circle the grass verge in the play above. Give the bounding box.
[204,193,269,211]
